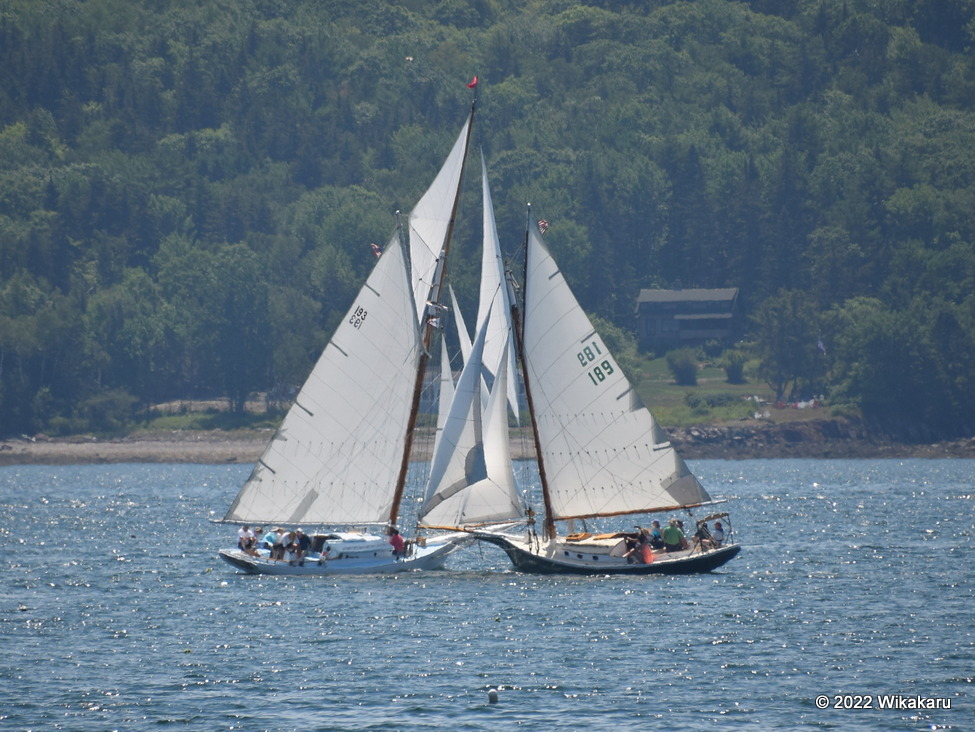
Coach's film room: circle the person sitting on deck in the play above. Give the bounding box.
[636,529,656,563]
[237,525,256,554]
[295,529,311,563]
[271,528,288,561]
[661,519,687,553]
[283,532,300,564]
[388,528,406,559]
[622,535,641,564]
[648,520,664,550]
[711,521,725,547]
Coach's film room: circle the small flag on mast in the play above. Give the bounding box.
[467,76,478,88]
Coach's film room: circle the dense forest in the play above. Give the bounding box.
[1,0,974,440]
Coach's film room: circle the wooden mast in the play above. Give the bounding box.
[387,93,477,529]
[510,208,557,540]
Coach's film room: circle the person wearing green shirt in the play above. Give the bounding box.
[661,519,686,552]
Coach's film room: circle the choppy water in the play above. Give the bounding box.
[0,459,971,730]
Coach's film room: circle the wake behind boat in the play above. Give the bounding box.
[216,93,480,576]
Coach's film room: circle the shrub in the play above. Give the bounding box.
[720,349,749,384]
[666,348,698,386]
[74,389,138,435]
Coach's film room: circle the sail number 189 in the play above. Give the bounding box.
[577,340,615,385]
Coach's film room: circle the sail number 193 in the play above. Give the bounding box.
[350,306,368,329]
[577,340,615,385]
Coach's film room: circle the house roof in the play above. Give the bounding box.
[674,312,734,321]
[637,287,739,304]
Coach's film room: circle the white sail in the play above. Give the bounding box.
[409,117,472,323]
[476,153,520,422]
[431,333,455,460]
[449,283,490,408]
[477,339,521,519]
[224,238,419,525]
[449,285,473,363]
[420,314,522,527]
[223,111,475,528]
[521,222,713,520]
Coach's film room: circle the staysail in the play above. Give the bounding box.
[476,152,520,422]
[420,313,522,527]
[521,221,713,522]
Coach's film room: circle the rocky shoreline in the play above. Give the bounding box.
[1,419,973,466]
[668,419,975,459]
[0,430,270,466]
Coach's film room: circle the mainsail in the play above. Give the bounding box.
[222,112,475,528]
[223,239,419,525]
[520,221,713,522]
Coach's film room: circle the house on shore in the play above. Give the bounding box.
[636,287,740,352]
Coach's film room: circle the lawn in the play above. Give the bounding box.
[632,356,827,428]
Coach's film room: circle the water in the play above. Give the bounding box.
[0,460,971,731]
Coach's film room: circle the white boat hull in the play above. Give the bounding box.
[218,532,472,576]
[473,530,740,575]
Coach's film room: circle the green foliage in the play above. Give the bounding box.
[140,410,281,433]
[719,349,749,385]
[666,348,699,386]
[74,389,139,436]
[685,391,739,411]
[750,289,826,402]
[825,295,975,438]
[589,314,641,380]
[1,0,974,438]
[634,354,772,428]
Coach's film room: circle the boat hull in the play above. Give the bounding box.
[474,532,741,575]
[218,533,471,576]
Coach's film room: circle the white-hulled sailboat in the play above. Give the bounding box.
[216,102,479,575]
[470,206,741,574]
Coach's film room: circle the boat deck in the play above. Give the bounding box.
[474,530,741,575]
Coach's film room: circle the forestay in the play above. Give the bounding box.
[521,223,712,520]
